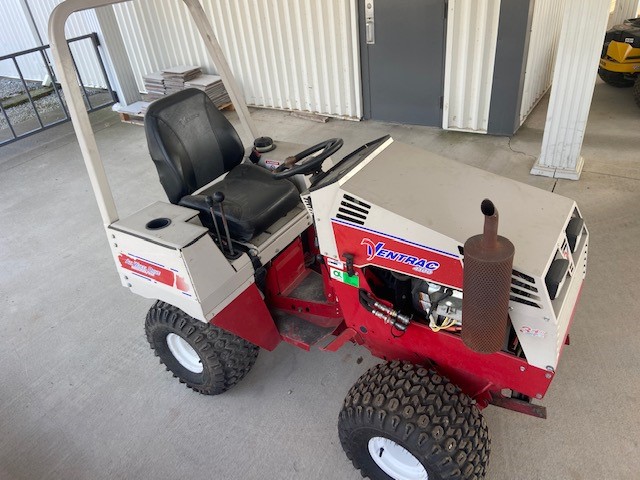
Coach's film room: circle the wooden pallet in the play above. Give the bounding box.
[118,111,145,126]
[217,102,235,111]
[119,101,234,126]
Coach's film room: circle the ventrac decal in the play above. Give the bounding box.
[519,326,546,338]
[118,253,190,292]
[331,219,463,288]
[361,238,440,274]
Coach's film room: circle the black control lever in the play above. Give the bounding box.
[343,253,355,276]
[213,191,235,256]
[205,195,224,249]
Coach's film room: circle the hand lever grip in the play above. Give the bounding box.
[214,191,235,256]
[206,195,224,249]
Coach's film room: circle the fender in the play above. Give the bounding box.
[210,283,281,350]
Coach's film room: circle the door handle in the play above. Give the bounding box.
[365,0,375,44]
[366,21,375,44]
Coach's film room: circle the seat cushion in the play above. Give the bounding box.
[179,163,301,242]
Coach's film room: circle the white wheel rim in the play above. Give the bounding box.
[368,436,429,480]
[166,333,203,373]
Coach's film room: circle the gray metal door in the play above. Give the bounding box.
[359,0,447,126]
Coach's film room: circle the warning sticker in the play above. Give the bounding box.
[264,159,281,170]
[327,258,345,270]
[329,267,360,287]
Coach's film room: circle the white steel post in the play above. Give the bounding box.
[182,0,258,143]
[49,0,120,225]
[530,0,611,180]
[94,5,142,106]
[49,0,260,226]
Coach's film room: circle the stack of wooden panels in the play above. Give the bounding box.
[184,74,231,108]
[161,65,202,95]
[142,71,164,100]
[140,65,234,114]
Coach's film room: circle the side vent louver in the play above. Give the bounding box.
[510,269,542,308]
[566,210,584,253]
[336,194,371,226]
[302,196,313,215]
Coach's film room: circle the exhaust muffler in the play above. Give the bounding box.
[461,199,514,353]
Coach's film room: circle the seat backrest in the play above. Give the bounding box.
[145,88,244,204]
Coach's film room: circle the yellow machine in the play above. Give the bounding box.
[598,17,640,107]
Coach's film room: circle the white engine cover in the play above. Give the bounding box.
[305,138,588,371]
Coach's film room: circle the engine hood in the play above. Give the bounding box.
[337,140,577,278]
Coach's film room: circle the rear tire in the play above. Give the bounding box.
[598,68,634,88]
[338,361,490,480]
[145,301,259,395]
[633,76,640,108]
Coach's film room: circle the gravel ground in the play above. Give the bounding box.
[0,77,108,130]
[0,77,40,98]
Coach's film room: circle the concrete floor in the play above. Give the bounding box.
[1,80,639,480]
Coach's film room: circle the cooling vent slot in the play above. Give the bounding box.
[510,269,542,308]
[336,194,371,226]
[512,269,535,284]
[302,196,313,215]
[511,286,541,300]
[509,296,541,308]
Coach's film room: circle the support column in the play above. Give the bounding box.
[94,5,140,106]
[18,0,45,47]
[608,0,640,28]
[530,0,611,180]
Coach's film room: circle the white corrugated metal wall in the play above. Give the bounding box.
[0,0,43,80]
[112,0,362,118]
[442,0,502,133]
[608,0,640,28]
[26,0,109,88]
[0,0,110,87]
[519,0,565,125]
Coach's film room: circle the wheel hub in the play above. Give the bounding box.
[166,333,203,373]
[367,436,429,480]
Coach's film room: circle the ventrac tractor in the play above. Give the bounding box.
[50,1,587,479]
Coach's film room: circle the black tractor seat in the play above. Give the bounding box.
[145,88,300,242]
[179,163,300,241]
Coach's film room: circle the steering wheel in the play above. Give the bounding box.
[272,138,343,179]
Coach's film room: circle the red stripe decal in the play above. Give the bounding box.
[118,253,189,292]
[332,221,463,289]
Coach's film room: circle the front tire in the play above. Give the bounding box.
[338,361,490,480]
[145,301,259,395]
[598,68,634,88]
[633,76,640,108]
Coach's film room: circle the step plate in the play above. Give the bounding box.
[287,270,326,302]
[272,309,336,351]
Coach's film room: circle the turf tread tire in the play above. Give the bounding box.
[338,361,490,480]
[145,300,259,395]
[598,69,634,88]
[633,76,640,108]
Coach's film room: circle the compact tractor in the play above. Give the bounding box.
[599,17,640,107]
[50,1,588,479]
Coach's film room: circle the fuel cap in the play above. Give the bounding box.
[254,136,276,153]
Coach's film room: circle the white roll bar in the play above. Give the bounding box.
[48,0,259,225]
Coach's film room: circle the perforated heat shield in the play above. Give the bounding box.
[461,200,515,354]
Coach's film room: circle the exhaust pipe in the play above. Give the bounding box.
[461,199,515,353]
